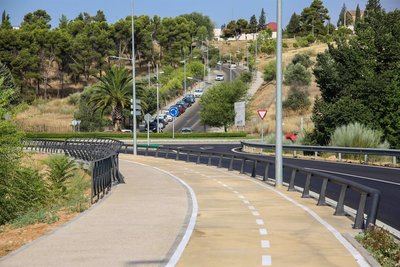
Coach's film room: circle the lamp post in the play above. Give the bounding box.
[181,59,187,96]
[275,0,283,187]
[229,53,232,81]
[156,64,160,133]
[131,0,137,155]
[147,62,151,87]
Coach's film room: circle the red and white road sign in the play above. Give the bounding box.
[257,109,267,120]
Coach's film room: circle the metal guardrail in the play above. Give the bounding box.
[23,139,124,203]
[241,141,400,164]
[133,145,380,229]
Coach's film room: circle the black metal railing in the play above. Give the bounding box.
[24,139,124,203]
[134,145,380,229]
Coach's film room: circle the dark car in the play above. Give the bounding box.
[181,127,192,133]
[177,100,190,109]
[183,94,196,104]
[175,104,186,114]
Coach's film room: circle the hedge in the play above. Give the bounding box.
[25,132,247,140]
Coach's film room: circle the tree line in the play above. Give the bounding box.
[221,8,267,39]
[0,10,214,101]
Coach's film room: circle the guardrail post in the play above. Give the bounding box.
[145,146,149,156]
[354,192,367,229]
[229,155,234,171]
[175,149,180,160]
[263,162,270,181]
[364,154,368,164]
[334,184,348,216]
[302,173,312,198]
[288,169,297,191]
[251,160,257,178]
[293,150,297,158]
[165,149,169,159]
[155,147,160,157]
[186,151,190,162]
[393,156,397,166]
[218,154,223,168]
[196,152,201,164]
[317,178,328,206]
[338,153,342,162]
[207,154,212,166]
[314,151,318,159]
[240,158,246,174]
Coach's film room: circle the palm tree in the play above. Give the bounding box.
[89,66,132,131]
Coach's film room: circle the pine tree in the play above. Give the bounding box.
[1,10,12,29]
[365,0,382,18]
[59,14,68,29]
[337,4,346,27]
[286,12,301,37]
[355,4,362,25]
[249,15,258,33]
[258,8,266,31]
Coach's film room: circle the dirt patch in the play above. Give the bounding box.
[0,211,78,257]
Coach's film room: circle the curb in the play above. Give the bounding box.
[343,233,381,267]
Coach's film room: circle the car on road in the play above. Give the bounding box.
[215,74,224,81]
[194,88,204,98]
[177,100,190,109]
[181,127,192,133]
[121,129,132,133]
[174,104,186,115]
[183,94,196,104]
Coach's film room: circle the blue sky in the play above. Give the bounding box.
[1,0,399,28]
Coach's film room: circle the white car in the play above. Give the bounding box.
[121,129,132,133]
[230,64,237,69]
[194,88,204,98]
[215,74,224,81]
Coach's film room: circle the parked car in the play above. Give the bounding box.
[194,88,204,98]
[121,129,132,133]
[181,127,192,133]
[175,104,186,115]
[177,100,190,109]
[215,74,224,81]
[184,94,196,104]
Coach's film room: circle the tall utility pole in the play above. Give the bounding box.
[275,0,283,187]
[206,39,210,82]
[131,0,137,155]
[183,59,187,95]
[229,53,232,81]
[156,64,160,133]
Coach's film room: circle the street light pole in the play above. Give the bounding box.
[229,53,232,81]
[131,0,137,155]
[156,64,160,133]
[147,62,151,87]
[275,0,283,187]
[183,59,187,95]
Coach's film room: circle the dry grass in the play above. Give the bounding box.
[245,42,328,135]
[15,98,76,133]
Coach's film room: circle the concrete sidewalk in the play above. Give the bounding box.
[127,156,367,267]
[1,160,191,267]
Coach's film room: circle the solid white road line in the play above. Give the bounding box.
[261,240,270,248]
[256,219,264,225]
[262,255,272,266]
[259,228,268,235]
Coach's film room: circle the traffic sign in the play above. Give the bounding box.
[144,113,152,123]
[169,106,180,118]
[257,109,267,120]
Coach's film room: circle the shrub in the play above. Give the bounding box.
[292,54,313,68]
[356,226,400,266]
[295,37,309,48]
[283,42,288,48]
[330,122,389,149]
[263,61,276,82]
[261,39,276,55]
[306,34,316,44]
[45,155,77,197]
[284,63,312,86]
[67,93,81,106]
[283,87,311,113]
[264,133,293,145]
[239,72,252,84]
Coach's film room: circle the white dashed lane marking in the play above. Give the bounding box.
[252,211,260,216]
[262,255,272,266]
[238,195,245,199]
[233,191,239,194]
[243,200,250,204]
[256,219,264,225]
[248,206,256,210]
[261,240,270,248]
[259,228,268,235]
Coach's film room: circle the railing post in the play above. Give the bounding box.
[229,155,234,171]
[176,148,180,160]
[251,160,257,178]
[334,184,348,216]
[145,146,149,156]
[288,169,297,191]
[393,156,397,166]
[165,149,169,159]
[293,150,297,158]
[155,147,160,157]
[207,154,212,166]
[302,173,312,198]
[218,154,223,168]
[366,192,380,227]
[338,152,342,162]
[240,158,246,174]
[263,162,270,181]
[354,192,367,229]
[364,154,368,164]
[196,152,201,164]
[314,151,318,159]
[317,178,328,206]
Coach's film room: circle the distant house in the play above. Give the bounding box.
[213,21,277,42]
[345,10,364,32]
[265,22,277,38]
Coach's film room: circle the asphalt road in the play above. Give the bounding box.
[164,65,240,133]
[137,143,400,231]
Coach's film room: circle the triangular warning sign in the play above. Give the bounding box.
[257,110,267,120]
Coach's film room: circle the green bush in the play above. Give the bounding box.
[292,54,313,68]
[283,87,311,113]
[306,34,316,44]
[45,155,78,197]
[239,72,252,84]
[261,39,276,55]
[263,61,276,82]
[295,37,309,48]
[356,226,400,267]
[284,63,311,86]
[330,122,389,149]
[67,93,81,106]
